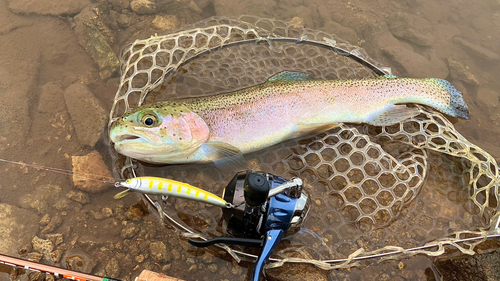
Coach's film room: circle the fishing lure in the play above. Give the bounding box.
[115,176,231,208]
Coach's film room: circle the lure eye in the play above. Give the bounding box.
[141,114,157,127]
[126,179,131,184]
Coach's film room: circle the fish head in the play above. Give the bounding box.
[109,102,210,163]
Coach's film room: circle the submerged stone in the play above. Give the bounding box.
[64,83,107,148]
[71,150,112,193]
[387,12,434,47]
[6,0,90,16]
[83,22,119,80]
[0,203,39,255]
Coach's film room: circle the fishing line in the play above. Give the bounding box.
[0,158,117,185]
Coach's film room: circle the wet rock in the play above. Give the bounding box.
[105,257,121,278]
[91,207,113,220]
[447,58,479,87]
[64,251,96,274]
[152,15,180,31]
[0,26,40,150]
[6,0,90,16]
[207,263,218,273]
[121,222,140,239]
[131,0,157,15]
[83,22,119,80]
[108,0,130,11]
[38,82,66,114]
[0,0,34,34]
[19,184,70,213]
[387,12,434,47]
[66,190,90,204]
[64,83,107,147]
[41,215,63,234]
[117,13,135,28]
[149,241,171,262]
[453,37,500,61]
[0,204,39,255]
[135,254,146,263]
[28,271,45,281]
[435,249,500,280]
[428,52,450,79]
[32,236,54,259]
[382,45,432,78]
[322,20,359,46]
[18,244,32,255]
[51,249,64,263]
[27,252,43,262]
[39,214,51,226]
[476,87,499,118]
[213,0,277,18]
[71,150,112,193]
[45,233,64,246]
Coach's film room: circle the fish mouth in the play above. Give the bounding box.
[112,134,141,143]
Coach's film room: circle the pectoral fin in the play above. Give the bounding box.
[365,105,420,126]
[201,141,247,170]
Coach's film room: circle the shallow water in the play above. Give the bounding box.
[0,0,499,280]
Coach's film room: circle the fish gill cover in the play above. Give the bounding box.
[108,15,500,271]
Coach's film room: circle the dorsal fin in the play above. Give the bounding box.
[267,71,312,82]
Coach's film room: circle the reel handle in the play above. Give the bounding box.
[251,229,284,281]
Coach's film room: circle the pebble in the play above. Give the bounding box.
[152,15,180,31]
[130,0,157,14]
[121,223,140,239]
[91,207,114,220]
[45,233,64,246]
[28,271,44,281]
[41,215,63,234]
[32,236,54,255]
[39,214,51,225]
[71,150,113,193]
[117,13,134,28]
[51,249,64,263]
[149,241,171,262]
[105,257,121,278]
[207,263,218,273]
[64,83,108,147]
[27,252,43,262]
[66,190,90,204]
[135,254,146,263]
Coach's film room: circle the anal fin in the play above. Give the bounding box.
[365,105,420,126]
[293,123,340,138]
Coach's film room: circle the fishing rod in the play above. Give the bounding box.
[0,253,120,281]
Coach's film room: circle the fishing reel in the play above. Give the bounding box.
[188,171,310,280]
[116,171,310,280]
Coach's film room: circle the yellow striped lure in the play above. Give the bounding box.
[114,176,231,208]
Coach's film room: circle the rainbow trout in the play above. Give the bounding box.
[109,72,469,166]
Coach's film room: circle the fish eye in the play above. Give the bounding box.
[141,114,157,127]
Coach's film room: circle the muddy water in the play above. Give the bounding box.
[0,0,499,280]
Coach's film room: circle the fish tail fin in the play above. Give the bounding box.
[437,79,470,120]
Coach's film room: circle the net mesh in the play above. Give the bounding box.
[108,16,500,270]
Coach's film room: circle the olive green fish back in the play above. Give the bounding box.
[109,16,500,271]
